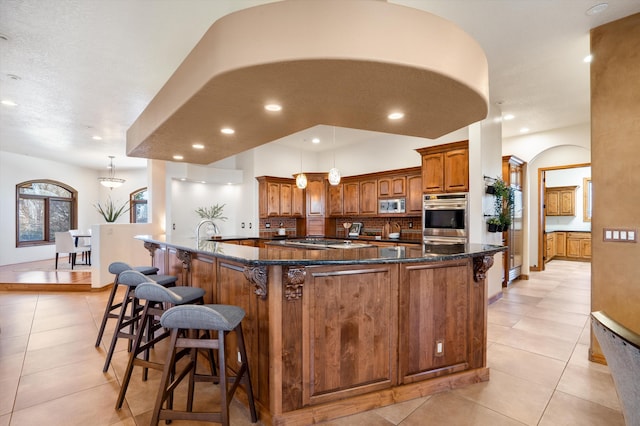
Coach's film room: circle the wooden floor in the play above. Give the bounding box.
[0,259,93,291]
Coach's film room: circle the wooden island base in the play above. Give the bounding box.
[141,237,502,425]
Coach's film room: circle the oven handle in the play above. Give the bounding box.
[423,203,467,210]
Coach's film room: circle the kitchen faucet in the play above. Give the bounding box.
[195,219,220,240]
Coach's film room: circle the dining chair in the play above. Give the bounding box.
[54,231,91,269]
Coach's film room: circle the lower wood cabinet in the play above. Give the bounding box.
[546,231,591,262]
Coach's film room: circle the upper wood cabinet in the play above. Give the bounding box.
[306,174,326,216]
[416,141,469,194]
[359,179,378,215]
[257,176,304,218]
[378,176,406,197]
[327,184,344,216]
[546,186,577,216]
[406,174,423,215]
[343,182,360,215]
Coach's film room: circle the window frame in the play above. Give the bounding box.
[16,179,78,247]
[130,187,148,223]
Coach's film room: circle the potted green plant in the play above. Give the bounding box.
[488,177,514,233]
[94,197,129,223]
[487,217,501,232]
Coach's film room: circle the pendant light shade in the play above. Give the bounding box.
[296,173,308,189]
[98,156,125,189]
[328,126,341,185]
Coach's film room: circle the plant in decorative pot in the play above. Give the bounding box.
[499,212,512,232]
[94,197,129,223]
[195,204,227,237]
[489,177,515,232]
[487,217,501,233]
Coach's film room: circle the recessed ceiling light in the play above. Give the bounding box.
[520,128,530,133]
[180,178,187,181]
[92,135,102,141]
[586,3,608,15]
[583,54,593,63]
[388,112,404,120]
[192,143,205,149]
[264,104,282,112]
[221,127,235,135]
[312,138,320,144]
[1,99,17,106]
[503,114,515,120]
[493,117,503,123]
[173,155,184,160]
[7,74,21,80]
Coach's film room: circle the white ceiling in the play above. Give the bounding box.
[1,0,638,171]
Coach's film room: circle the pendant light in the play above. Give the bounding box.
[328,126,341,186]
[98,156,126,189]
[296,147,307,189]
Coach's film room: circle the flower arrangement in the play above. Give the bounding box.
[195,204,227,221]
[94,197,129,222]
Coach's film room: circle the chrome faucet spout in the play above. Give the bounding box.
[196,219,220,240]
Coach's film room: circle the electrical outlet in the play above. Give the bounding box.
[249,223,252,229]
[408,222,413,228]
[172,223,176,230]
[435,340,444,356]
[241,222,245,228]
[265,222,271,228]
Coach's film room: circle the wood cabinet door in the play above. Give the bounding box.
[555,232,566,257]
[581,239,592,258]
[302,264,397,405]
[306,179,325,216]
[267,182,280,216]
[343,182,359,215]
[391,176,407,196]
[546,190,559,216]
[560,190,574,216]
[280,183,292,216]
[422,153,444,193]
[359,180,377,215]
[378,178,392,198]
[306,217,325,236]
[327,184,344,216]
[444,148,469,192]
[406,175,423,215]
[566,238,581,258]
[292,186,305,217]
[398,260,470,383]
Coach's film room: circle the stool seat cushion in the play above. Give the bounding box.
[161,304,245,332]
[148,274,178,287]
[108,261,158,276]
[133,266,159,275]
[136,282,205,305]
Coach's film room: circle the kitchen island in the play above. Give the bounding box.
[137,235,504,425]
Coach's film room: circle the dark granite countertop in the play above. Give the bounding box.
[136,234,506,266]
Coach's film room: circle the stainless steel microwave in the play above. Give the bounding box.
[379,198,406,214]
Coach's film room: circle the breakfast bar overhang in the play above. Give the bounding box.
[137,235,504,425]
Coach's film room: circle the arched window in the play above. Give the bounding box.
[16,180,77,247]
[130,187,148,223]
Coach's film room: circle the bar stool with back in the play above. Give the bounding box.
[151,304,258,426]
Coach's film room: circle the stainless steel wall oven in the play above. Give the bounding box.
[423,193,468,244]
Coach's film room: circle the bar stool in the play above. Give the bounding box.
[151,304,258,426]
[115,271,207,409]
[102,265,179,373]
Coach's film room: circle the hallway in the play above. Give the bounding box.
[0,260,624,425]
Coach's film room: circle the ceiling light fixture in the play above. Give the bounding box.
[92,135,102,141]
[98,156,126,189]
[220,127,235,134]
[1,100,17,106]
[583,54,593,63]
[264,103,282,112]
[586,3,608,15]
[388,112,404,120]
[328,126,341,186]
[503,114,515,120]
[296,144,307,189]
[192,143,205,149]
[520,127,530,133]
[173,155,184,160]
[312,138,320,144]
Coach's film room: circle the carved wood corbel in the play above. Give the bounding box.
[473,255,494,283]
[284,267,306,301]
[143,242,159,266]
[176,249,192,272]
[243,266,268,300]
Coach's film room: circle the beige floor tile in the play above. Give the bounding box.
[523,306,588,328]
[26,322,97,351]
[316,410,393,425]
[14,356,117,411]
[453,369,554,425]
[21,337,107,375]
[0,333,29,358]
[31,309,95,333]
[535,297,590,315]
[10,381,133,426]
[487,308,523,327]
[0,293,38,307]
[512,316,583,343]
[0,413,9,426]
[400,391,525,426]
[371,395,430,424]
[489,299,536,315]
[568,343,610,373]
[0,351,24,380]
[488,343,565,388]
[0,312,34,338]
[0,375,19,416]
[493,326,576,361]
[538,390,625,426]
[556,364,621,411]
[501,286,550,299]
[487,322,512,343]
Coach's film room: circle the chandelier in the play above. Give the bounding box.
[98,156,126,189]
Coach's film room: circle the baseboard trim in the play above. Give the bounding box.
[488,292,503,305]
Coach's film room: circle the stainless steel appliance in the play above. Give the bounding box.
[423,193,468,244]
[379,198,406,214]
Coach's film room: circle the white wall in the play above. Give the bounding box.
[0,151,142,266]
